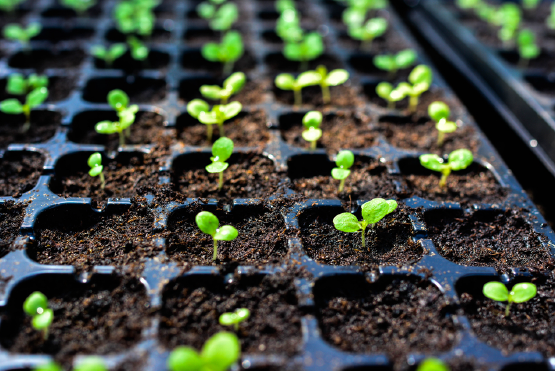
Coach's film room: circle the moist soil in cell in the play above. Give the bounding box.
[0,200,26,256]
[0,110,61,149]
[0,151,44,197]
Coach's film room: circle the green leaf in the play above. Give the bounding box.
[391,82,412,100]
[436,119,457,134]
[409,65,433,86]
[428,101,450,122]
[7,74,26,95]
[212,136,234,162]
[109,43,127,59]
[304,32,324,60]
[26,87,48,108]
[518,29,535,47]
[331,168,350,180]
[199,111,219,125]
[197,2,215,19]
[419,154,444,172]
[333,212,361,233]
[34,361,64,371]
[206,161,229,173]
[336,150,354,169]
[29,74,48,90]
[520,44,540,60]
[483,281,509,302]
[201,332,241,370]
[385,199,398,213]
[202,42,221,62]
[375,82,393,100]
[24,291,48,316]
[89,165,103,177]
[26,22,41,38]
[223,72,246,94]
[74,357,108,371]
[196,211,219,236]
[32,308,53,330]
[275,73,295,90]
[297,71,321,87]
[302,111,322,129]
[325,69,349,86]
[220,101,241,120]
[221,30,243,61]
[219,308,250,326]
[167,346,203,371]
[448,149,473,171]
[119,110,135,130]
[88,152,102,168]
[302,127,322,142]
[0,98,23,114]
[95,121,118,134]
[200,85,223,101]
[416,357,449,371]
[3,24,25,40]
[373,55,395,72]
[107,89,129,111]
[187,99,210,119]
[510,283,537,303]
[361,198,397,224]
[130,42,149,60]
[394,49,417,69]
[364,17,388,38]
[214,225,238,241]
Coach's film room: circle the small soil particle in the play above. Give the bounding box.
[159,274,303,355]
[0,200,26,256]
[273,84,364,108]
[0,151,44,197]
[0,110,61,149]
[299,204,422,267]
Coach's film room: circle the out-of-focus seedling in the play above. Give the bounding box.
[283,32,324,71]
[95,90,138,146]
[347,17,388,52]
[206,137,234,191]
[202,31,243,76]
[496,4,521,47]
[0,0,26,14]
[200,72,245,104]
[302,111,322,150]
[61,0,96,15]
[88,152,105,189]
[419,149,473,188]
[394,64,433,113]
[91,44,127,66]
[0,86,48,132]
[168,332,241,371]
[315,65,349,104]
[428,101,457,147]
[33,361,63,371]
[517,29,540,68]
[3,22,41,49]
[333,198,398,248]
[219,308,250,331]
[127,35,149,61]
[332,150,354,193]
[114,0,157,38]
[373,49,417,78]
[483,281,537,317]
[456,0,482,10]
[416,357,450,371]
[196,211,238,261]
[375,82,404,110]
[73,357,108,371]
[522,0,539,10]
[6,73,48,95]
[23,291,53,340]
[546,3,555,30]
[275,71,320,107]
[187,99,241,141]
[197,0,238,32]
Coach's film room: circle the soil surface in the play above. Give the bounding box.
[8,49,85,71]
[315,275,458,370]
[0,201,26,256]
[425,209,554,272]
[166,201,290,266]
[159,273,303,355]
[181,49,256,75]
[0,151,44,197]
[0,110,61,149]
[299,204,423,268]
[273,84,365,108]
[0,276,151,366]
[83,78,167,104]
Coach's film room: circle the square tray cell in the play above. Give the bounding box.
[179,77,269,105]
[8,49,85,71]
[33,27,94,42]
[0,201,26,257]
[0,110,61,150]
[104,27,172,43]
[159,274,303,355]
[181,49,256,74]
[82,78,167,103]
[0,151,44,197]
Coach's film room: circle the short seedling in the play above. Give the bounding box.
[187,99,241,141]
[419,149,473,188]
[394,64,433,113]
[416,357,450,371]
[206,137,233,191]
[333,198,398,249]
[202,30,243,76]
[428,101,457,147]
[88,152,105,190]
[74,357,108,371]
[114,0,156,37]
[95,89,138,146]
[23,291,53,340]
[6,73,47,95]
[275,71,321,107]
[0,86,48,132]
[483,281,537,317]
[61,0,96,15]
[332,150,354,193]
[3,22,41,49]
[315,65,349,104]
[127,35,149,61]
[375,82,404,110]
[196,211,238,261]
[496,4,521,46]
[91,44,127,66]
[197,1,238,32]
[517,29,540,68]
[219,308,250,331]
[302,111,322,150]
[168,332,240,371]
[33,361,63,371]
[347,17,388,52]
[200,72,245,104]
[373,49,417,78]
[283,32,324,71]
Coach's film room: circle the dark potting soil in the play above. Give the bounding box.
[8,49,86,71]
[165,202,290,266]
[0,151,44,197]
[280,110,377,153]
[273,84,365,108]
[177,109,270,148]
[265,53,344,73]
[315,275,458,370]
[172,152,285,201]
[0,201,26,256]
[299,204,423,267]
[94,50,171,72]
[29,198,159,268]
[458,275,555,357]
[425,209,554,271]
[159,274,303,355]
[0,276,151,366]
[0,110,61,149]
[181,49,256,74]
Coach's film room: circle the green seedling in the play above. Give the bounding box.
[200,72,245,104]
[206,137,233,191]
[456,0,482,10]
[333,198,398,248]
[202,30,243,76]
[522,0,539,10]
[114,0,156,37]
[332,150,354,193]
[394,64,433,113]
[196,210,238,261]
[348,17,388,52]
[495,4,521,46]
[315,65,349,104]
[283,32,324,71]
[219,308,250,331]
[61,0,96,15]
[187,100,241,141]
[95,89,138,146]
[88,152,105,190]
[373,49,417,78]
[127,35,149,61]
[91,44,127,66]
[23,291,53,340]
[476,3,497,24]
[483,281,537,317]
[74,357,108,371]
[33,361,63,371]
[375,82,404,110]
[416,358,450,371]
[419,149,473,188]
[168,332,240,371]
[517,29,540,68]
[0,0,25,14]
[3,22,41,48]
[197,1,238,32]
[6,73,48,95]
[276,8,302,43]
[275,71,321,107]
[0,86,48,132]
[428,101,457,147]
[302,111,322,150]
[546,3,555,30]
[276,0,295,12]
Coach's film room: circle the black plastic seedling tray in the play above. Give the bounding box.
[0,0,555,370]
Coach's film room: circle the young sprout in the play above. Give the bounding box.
[302,111,322,150]
[496,4,521,46]
[6,73,48,95]
[283,32,324,71]
[276,8,302,43]
[416,358,450,371]
[375,82,404,110]
[23,291,53,340]
[276,0,295,13]
[333,198,398,249]
[197,1,238,32]
[168,332,240,371]
[33,361,63,371]
[373,49,417,78]
[428,101,457,147]
[3,22,41,49]
[88,152,105,190]
[196,211,238,261]
[206,137,233,191]
[202,30,244,76]
[394,64,433,113]
[74,357,108,371]
[200,72,245,104]
[275,71,321,107]
[0,86,48,132]
[187,100,241,141]
[219,308,250,331]
[94,90,138,146]
[0,0,25,14]
[114,0,156,37]
[546,3,555,30]
[332,150,354,193]
[315,65,349,104]
[348,17,388,52]
[483,281,537,317]
[419,149,473,188]
[91,44,127,67]
[517,29,540,68]
[60,0,96,15]
[522,0,539,11]
[127,35,149,61]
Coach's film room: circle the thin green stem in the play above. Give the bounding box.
[21,105,31,133]
[218,123,225,138]
[118,131,125,147]
[207,124,213,143]
[213,238,218,261]
[234,323,239,332]
[321,84,330,104]
[99,172,106,189]
[338,178,346,193]
[218,171,224,191]
[437,131,445,147]
[505,301,511,317]
[360,225,367,248]
[294,88,302,107]
[300,59,308,72]
[43,328,49,341]
[223,60,234,76]
[221,96,228,104]
[387,68,397,80]
[439,168,450,188]
[310,140,317,150]
[387,100,395,110]
[125,127,131,138]
[409,95,419,113]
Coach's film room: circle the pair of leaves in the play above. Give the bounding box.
[316,65,350,87]
[518,29,540,60]
[0,87,48,114]
[23,291,53,333]
[276,9,303,42]
[206,137,233,173]
[301,111,323,142]
[188,100,242,125]
[4,22,41,43]
[127,35,149,60]
[348,17,388,41]
[420,149,473,173]
[428,101,457,134]
[200,72,245,102]
[373,49,417,72]
[283,32,324,62]
[95,111,135,134]
[334,198,398,233]
[331,150,354,180]
[375,82,406,102]
[275,71,321,91]
[202,31,243,64]
[7,73,48,95]
[91,44,127,64]
[483,282,537,304]
[196,211,238,241]
[219,308,250,327]
[61,0,96,13]
[87,152,104,177]
[114,1,155,36]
